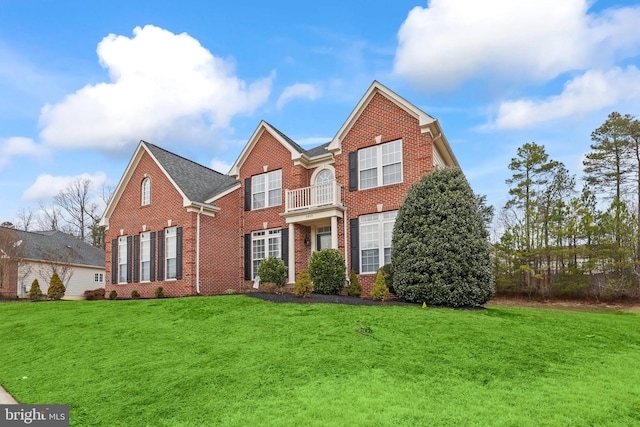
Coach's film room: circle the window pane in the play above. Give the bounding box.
[253,192,265,209]
[362,249,379,273]
[359,146,377,170]
[359,168,377,189]
[382,141,402,165]
[166,259,176,280]
[384,248,391,266]
[382,163,402,185]
[268,237,280,258]
[268,189,281,206]
[141,261,150,282]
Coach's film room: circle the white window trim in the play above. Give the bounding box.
[359,211,397,274]
[94,273,103,283]
[141,178,151,206]
[140,232,151,283]
[358,139,403,190]
[165,227,177,281]
[251,228,281,278]
[252,170,282,210]
[117,236,128,284]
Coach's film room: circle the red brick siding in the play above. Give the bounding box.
[0,261,18,298]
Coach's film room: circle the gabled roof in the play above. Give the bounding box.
[327,81,459,167]
[5,228,105,268]
[228,121,331,177]
[100,141,239,227]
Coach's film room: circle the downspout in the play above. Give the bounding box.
[196,206,202,294]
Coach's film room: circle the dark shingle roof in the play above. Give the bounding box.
[264,122,330,159]
[144,142,238,202]
[9,228,105,267]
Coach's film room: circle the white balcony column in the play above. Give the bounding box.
[331,216,338,249]
[288,223,296,284]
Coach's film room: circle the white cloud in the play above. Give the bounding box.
[492,66,640,130]
[39,25,273,151]
[0,137,49,169]
[276,83,321,110]
[209,158,232,174]
[22,172,107,202]
[394,0,640,90]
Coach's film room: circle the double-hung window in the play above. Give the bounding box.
[140,232,151,282]
[117,236,128,284]
[360,211,397,273]
[358,140,402,190]
[165,227,177,280]
[141,178,150,206]
[252,170,281,209]
[252,229,281,278]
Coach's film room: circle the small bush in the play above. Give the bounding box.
[28,279,43,301]
[309,249,346,295]
[47,272,66,300]
[381,264,395,294]
[257,257,287,288]
[223,289,237,295]
[131,290,141,299]
[294,269,313,298]
[371,269,389,302]
[155,287,164,299]
[261,282,278,294]
[109,290,118,300]
[84,288,105,300]
[347,270,362,297]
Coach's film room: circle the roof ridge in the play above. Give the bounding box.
[262,122,329,156]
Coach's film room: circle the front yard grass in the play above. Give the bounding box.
[1,296,639,426]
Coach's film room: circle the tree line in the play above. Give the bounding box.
[494,112,640,300]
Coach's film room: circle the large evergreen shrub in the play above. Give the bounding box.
[257,257,287,288]
[392,168,494,307]
[308,249,346,294]
[28,279,43,301]
[47,272,66,300]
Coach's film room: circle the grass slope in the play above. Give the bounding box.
[1,296,639,426]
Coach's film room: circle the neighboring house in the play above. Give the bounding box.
[0,227,106,299]
[101,81,459,297]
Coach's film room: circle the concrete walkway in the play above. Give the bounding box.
[0,385,18,404]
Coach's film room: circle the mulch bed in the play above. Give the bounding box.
[245,291,419,306]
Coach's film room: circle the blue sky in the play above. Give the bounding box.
[1,0,640,232]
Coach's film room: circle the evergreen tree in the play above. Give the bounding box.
[392,168,494,307]
[47,272,66,300]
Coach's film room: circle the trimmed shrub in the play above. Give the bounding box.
[257,257,287,288]
[84,288,105,300]
[392,168,494,307]
[47,272,65,300]
[370,269,389,302]
[28,279,43,301]
[347,270,362,297]
[381,264,395,295]
[294,269,313,298]
[261,282,278,294]
[131,290,141,299]
[109,290,118,300]
[309,249,346,295]
[155,287,164,299]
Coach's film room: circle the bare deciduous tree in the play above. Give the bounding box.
[54,178,99,242]
[15,208,36,231]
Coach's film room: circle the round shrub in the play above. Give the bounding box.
[131,290,141,299]
[294,269,313,298]
[109,290,118,300]
[47,272,66,300]
[392,168,494,307]
[257,257,287,288]
[370,269,389,302]
[347,270,362,297]
[155,286,164,298]
[28,279,43,301]
[308,249,346,295]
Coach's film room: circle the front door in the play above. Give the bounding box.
[316,226,332,250]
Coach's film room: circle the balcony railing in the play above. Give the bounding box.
[285,181,342,212]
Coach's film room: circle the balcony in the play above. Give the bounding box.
[285,181,343,212]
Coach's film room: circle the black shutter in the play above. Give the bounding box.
[126,236,132,283]
[176,227,183,280]
[349,151,358,191]
[150,232,156,282]
[133,235,140,283]
[244,233,251,280]
[111,239,117,284]
[350,218,359,274]
[281,227,289,269]
[157,230,164,281]
[244,178,251,211]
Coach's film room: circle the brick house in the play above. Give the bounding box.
[100,81,459,297]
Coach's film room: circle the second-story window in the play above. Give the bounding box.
[252,170,282,209]
[358,140,403,190]
[141,178,151,206]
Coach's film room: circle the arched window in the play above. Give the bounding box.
[314,169,334,205]
[141,178,151,206]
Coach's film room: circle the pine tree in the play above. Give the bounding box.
[28,279,43,301]
[47,272,66,300]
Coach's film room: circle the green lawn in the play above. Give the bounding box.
[1,296,639,426]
